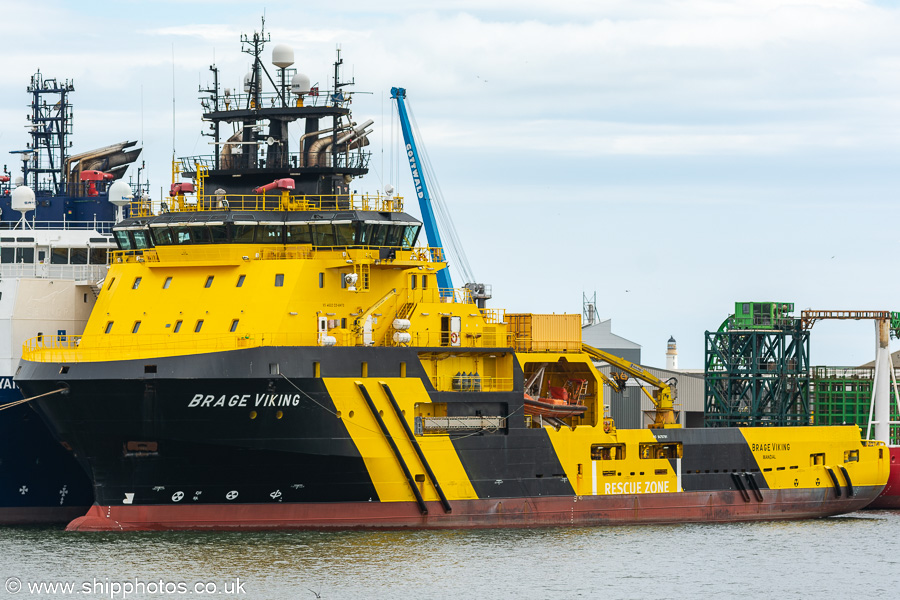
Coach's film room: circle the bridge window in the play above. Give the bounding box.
[171,226,192,245]
[132,321,141,333]
[190,224,212,244]
[0,248,11,263]
[402,225,420,249]
[194,320,204,332]
[70,247,87,265]
[209,225,228,243]
[132,230,153,249]
[286,224,312,244]
[310,223,336,247]
[232,224,256,243]
[51,248,69,264]
[174,320,182,333]
[89,248,108,264]
[150,226,173,245]
[114,230,133,250]
[334,223,356,246]
[15,248,34,263]
[256,224,283,243]
[230,319,239,332]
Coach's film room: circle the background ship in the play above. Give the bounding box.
[13,27,889,530]
[0,71,142,523]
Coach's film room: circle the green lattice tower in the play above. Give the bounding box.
[705,306,810,427]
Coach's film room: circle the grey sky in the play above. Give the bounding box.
[1,0,897,368]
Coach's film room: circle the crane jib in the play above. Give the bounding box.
[406,145,425,199]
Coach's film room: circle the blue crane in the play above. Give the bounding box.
[390,87,454,291]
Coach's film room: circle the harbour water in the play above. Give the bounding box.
[2,510,899,599]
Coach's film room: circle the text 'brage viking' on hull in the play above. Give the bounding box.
[14,23,888,531]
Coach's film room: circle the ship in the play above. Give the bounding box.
[13,28,889,531]
[0,71,142,524]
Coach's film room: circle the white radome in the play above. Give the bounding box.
[272,44,295,69]
[11,185,35,212]
[108,180,133,207]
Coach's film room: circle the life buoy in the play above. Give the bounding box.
[450,331,459,344]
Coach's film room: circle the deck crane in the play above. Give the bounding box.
[582,343,680,429]
[390,87,491,307]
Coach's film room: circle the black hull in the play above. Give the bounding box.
[15,346,880,529]
[0,386,93,524]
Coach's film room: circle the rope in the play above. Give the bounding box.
[0,388,67,412]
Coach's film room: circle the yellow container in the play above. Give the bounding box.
[506,313,581,352]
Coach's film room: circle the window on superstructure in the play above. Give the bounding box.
[104,322,114,334]
[401,225,420,249]
[90,248,108,265]
[15,248,34,263]
[0,248,12,263]
[591,444,626,460]
[51,248,68,264]
[190,225,212,244]
[275,274,284,287]
[70,247,87,265]
[422,275,428,289]
[195,320,204,333]
[411,274,417,289]
[150,227,173,246]
[172,226,192,245]
[318,273,324,288]
[132,277,142,289]
[256,225,283,243]
[114,230,133,250]
[132,230,153,249]
[385,226,404,247]
[286,224,312,244]
[334,223,356,246]
[132,321,141,334]
[236,275,245,288]
[205,276,214,288]
[174,320,182,333]
[232,224,256,243]
[310,224,336,247]
[230,319,239,333]
[107,277,116,290]
[163,277,172,289]
[209,225,228,243]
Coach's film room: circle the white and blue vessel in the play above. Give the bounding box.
[0,71,141,523]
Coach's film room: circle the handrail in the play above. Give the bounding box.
[159,191,401,214]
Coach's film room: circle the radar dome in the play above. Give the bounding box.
[272,44,295,68]
[11,185,35,213]
[291,73,311,95]
[108,180,133,207]
[384,184,394,196]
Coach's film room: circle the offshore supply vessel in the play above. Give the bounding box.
[0,71,141,523]
[14,30,888,531]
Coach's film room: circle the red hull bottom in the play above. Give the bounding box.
[0,506,90,526]
[67,487,881,532]
[866,446,900,509]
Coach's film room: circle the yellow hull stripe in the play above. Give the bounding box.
[323,377,478,502]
